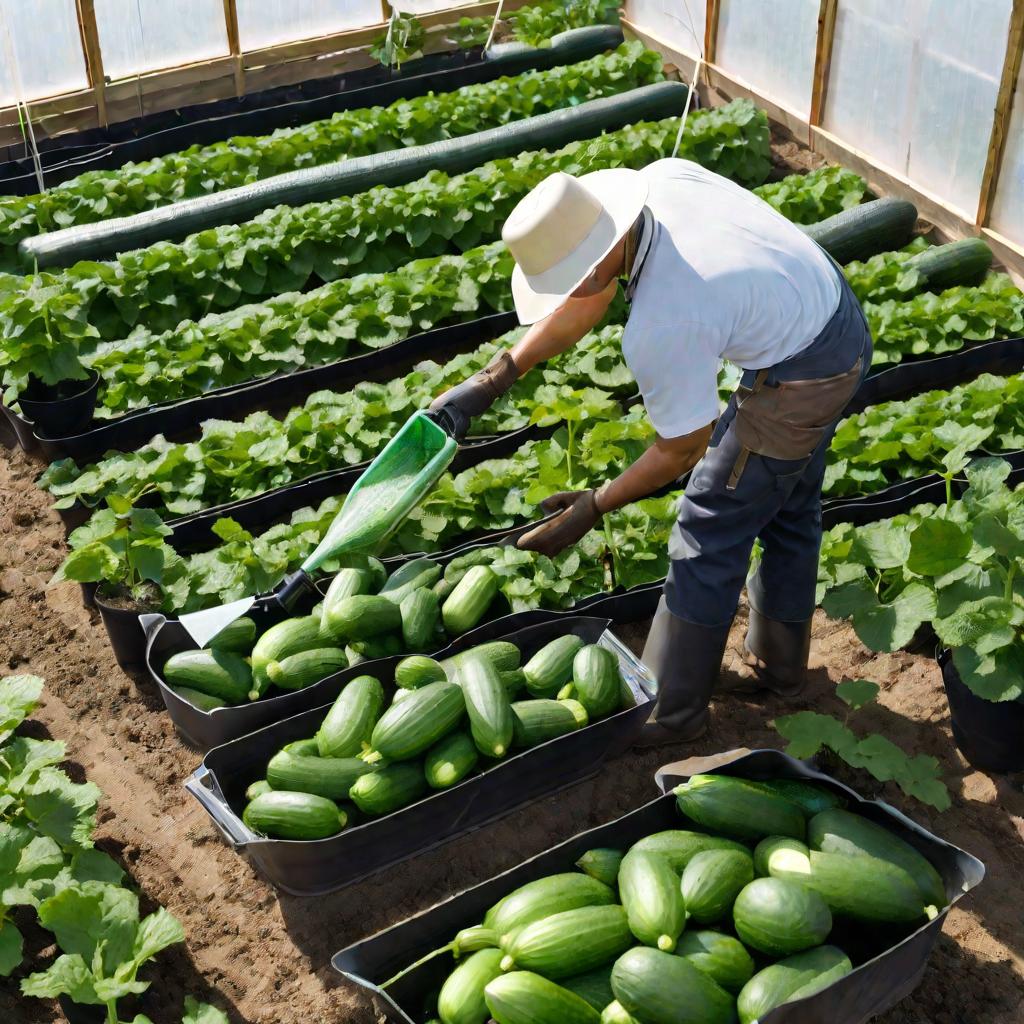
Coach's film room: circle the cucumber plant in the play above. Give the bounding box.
[774,677,950,811]
[0,675,226,1022]
[818,458,1024,702]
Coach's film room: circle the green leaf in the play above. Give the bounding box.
[951,644,1024,702]
[0,920,23,977]
[934,596,1017,652]
[22,769,102,849]
[774,711,858,760]
[906,519,972,577]
[853,582,937,653]
[835,678,880,710]
[132,907,185,964]
[183,1000,231,1024]
[0,674,43,744]
[37,882,139,974]
[20,953,100,1003]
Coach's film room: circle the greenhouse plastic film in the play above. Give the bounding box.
[333,749,983,1024]
[184,615,655,892]
[0,26,624,191]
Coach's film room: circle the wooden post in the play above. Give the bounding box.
[809,0,838,126]
[977,0,1024,226]
[74,0,107,127]
[704,0,721,65]
[222,0,245,96]
[381,0,392,22]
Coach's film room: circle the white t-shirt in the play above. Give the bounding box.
[622,158,842,438]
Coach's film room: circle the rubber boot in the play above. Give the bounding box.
[634,597,732,749]
[724,608,811,697]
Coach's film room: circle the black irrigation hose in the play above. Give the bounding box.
[22,81,688,268]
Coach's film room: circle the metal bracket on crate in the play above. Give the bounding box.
[184,765,253,850]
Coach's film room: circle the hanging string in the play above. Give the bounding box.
[485,0,505,51]
[671,0,705,159]
[0,8,44,192]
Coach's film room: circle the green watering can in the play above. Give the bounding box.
[179,411,458,647]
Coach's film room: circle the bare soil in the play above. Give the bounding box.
[2,438,1022,1024]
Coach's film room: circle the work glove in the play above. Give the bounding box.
[428,350,519,440]
[516,486,608,558]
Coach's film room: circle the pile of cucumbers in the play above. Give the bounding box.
[240,632,631,840]
[409,774,947,1024]
[162,554,509,710]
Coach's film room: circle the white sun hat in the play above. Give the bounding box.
[502,168,650,325]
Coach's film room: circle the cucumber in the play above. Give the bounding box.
[320,567,375,636]
[732,877,832,956]
[754,836,809,878]
[674,930,755,995]
[163,648,251,704]
[453,925,500,958]
[438,948,505,1024]
[610,946,735,1024]
[905,236,992,292]
[323,594,402,642]
[365,680,465,762]
[575,848,623,888]
[283,737,321,756]
[381,558,443,604]
[499,668,526,698]
[807,808,946,908]
[433,577,457,602]
[617,849,686,952]
[251,616,324,698]
[601,1002,640,1024]
[499,904,632,978]
[560,966,614,1012]
[245,779,272,801]
[349,761,427,816]
[396,654,448,689]
[266,751,374,801]
[751,778,845,817]
[167,685,227,712]
[767,845,937,923]
[675,774,806,841]
[802,196,918,264]
[485,971,601,1024]
[737,945,852,1024]
[401,588,441,649]
[630,830,751,873]
[680,848,755,925]
[242,791,346,840]
[265,647,349,690]
[442,566,500,635]
[346,634,404,660]
[568,645,620,719]
[477,873,616,945]
[208,615,257,654]
[523,635,585,696]
[510,698,588,748]
[461,655,514,758]
[316,675,385,758]
[425,730,480,789]
[443,641,522,681]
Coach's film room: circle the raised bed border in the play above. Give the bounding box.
[334,748,984,1024]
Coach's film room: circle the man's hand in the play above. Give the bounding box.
[517,489,604,558]
[429,350,519,438]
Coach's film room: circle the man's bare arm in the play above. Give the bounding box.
[509,280,617,373]
[598,423,715,512]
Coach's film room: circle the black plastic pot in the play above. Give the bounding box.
[185,614,654,894]
[16,370,99,438]
[335,749,985,1024]
[58,996,102,1024]
[0,27,624,191]
[94,589,147,671]
[938,648,1024,773]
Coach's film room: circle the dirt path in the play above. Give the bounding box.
[2,438,1022,1024]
